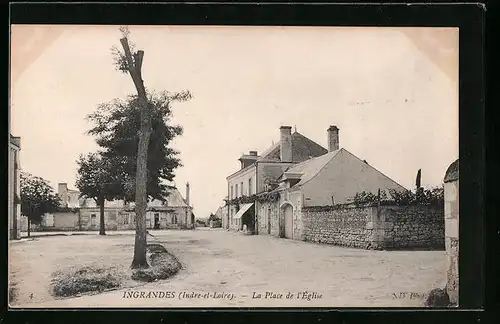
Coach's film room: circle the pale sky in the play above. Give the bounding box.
[10,25,458,218]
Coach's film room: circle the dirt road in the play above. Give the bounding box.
[9,228,446,308]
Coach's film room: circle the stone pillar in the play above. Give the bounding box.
[366,206,393,250]
[444,159,459,305]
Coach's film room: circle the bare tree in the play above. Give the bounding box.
[114,27,151,268]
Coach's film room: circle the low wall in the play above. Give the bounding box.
[380,205,445,250]
[302,206,373,248]
[301,204,444,250]
[53,212,80,230]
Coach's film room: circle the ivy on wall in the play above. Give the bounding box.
[224,191,280,208]
[353,186,444,207]
[56,207,80,213]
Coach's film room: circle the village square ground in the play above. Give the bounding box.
[8,228,446,308]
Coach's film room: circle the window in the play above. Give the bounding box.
[123,213,129,225]
[248,178,252,195]
[231,186,234,199]
[241,182,243,196]
[235,184,239,198]
[90,214,96,227]
[172,214,177,224]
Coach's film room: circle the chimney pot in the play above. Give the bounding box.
[280,125,293,162]
[58,183,69,207]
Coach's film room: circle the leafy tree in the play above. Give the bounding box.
[75,152,128,235]
[20,172,61,237]
[208,213,220,223]
[86,91,191,203]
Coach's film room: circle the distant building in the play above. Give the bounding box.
[58,183,81,208]
[8,135,21,240]
[214,203,228,225]
[37,182,194,231]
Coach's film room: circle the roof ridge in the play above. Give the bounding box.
[291,131,327,151]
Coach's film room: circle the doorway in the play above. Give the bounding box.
[283,204,293,239]
[154,213,160,229]
[267,208,271,234]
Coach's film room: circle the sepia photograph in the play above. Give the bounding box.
[8,25,459,308]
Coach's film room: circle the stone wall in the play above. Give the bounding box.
[379,205,445,250]
[302,205,373,248]
[300,204,444,250]
[53,211,80,230]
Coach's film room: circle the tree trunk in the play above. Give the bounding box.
[131,100,152,268]
[99,196,106,235]
[27,219,31,237]
[119,37,151,269]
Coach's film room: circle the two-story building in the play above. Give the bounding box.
[8,135,22,240]
[225,125,407,238]
[225,125,329,232]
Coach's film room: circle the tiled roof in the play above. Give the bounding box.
[281,149,341,186]
[257,131,328,163]
[160,186,191,207]
[280,148,406,191]
[10,135,21,148]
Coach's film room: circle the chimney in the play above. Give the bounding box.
[58,183,68,207]
[327,125,339,152]
[280,126,293,162]
[249,151,257,156]
[185,182,190,206]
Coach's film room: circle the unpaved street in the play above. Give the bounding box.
[9,228,446,308]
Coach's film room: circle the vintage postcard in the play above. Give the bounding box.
[8,25,459,308]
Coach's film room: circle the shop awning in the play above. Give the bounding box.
[233,203,254,219]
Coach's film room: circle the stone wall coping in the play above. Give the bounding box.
[302,204,443,212]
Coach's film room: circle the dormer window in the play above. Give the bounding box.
[281,172,303,188]
[238,151,260,169]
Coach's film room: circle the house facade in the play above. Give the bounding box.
[37,182,195,231]
[8,135,22,240]
[226,125,407,240]
[258,147,408,240]
[226,125,329,232]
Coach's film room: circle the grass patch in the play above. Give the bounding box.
[51,265,125,298]
[131,244,182,282]
[146,244,167,253]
